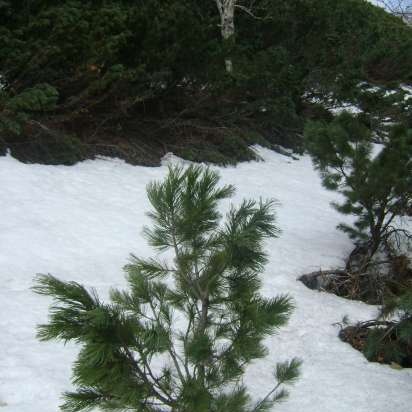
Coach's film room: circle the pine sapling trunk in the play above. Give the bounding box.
[364,206,396,270]
[198,294,209,383]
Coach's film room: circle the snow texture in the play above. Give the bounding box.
[302,92,363,116]
[0,147,411,412]
[400,84,412,100]
[327,102,363,116]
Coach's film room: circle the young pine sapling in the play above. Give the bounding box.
[34,165,300,412]
[305,113,412,269]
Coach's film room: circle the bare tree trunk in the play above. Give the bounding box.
[215,0,235,73]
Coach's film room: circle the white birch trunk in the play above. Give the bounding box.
[215,0,236,73]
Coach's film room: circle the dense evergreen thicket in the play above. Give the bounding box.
[1,0,412,164]
[34,166,300,411]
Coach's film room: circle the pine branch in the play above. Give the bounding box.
[122,343,175,407]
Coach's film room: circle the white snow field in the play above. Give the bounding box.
[0,147,411,412]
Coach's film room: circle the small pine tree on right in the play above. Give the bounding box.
[304,112,412,270]
[305,112,412,365]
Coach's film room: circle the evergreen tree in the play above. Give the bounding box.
[33,165,300,412]
[304,113,412,266]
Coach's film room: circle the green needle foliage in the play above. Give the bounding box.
[0,83,58,135]
[304,112,412,264]
[33,165,300,412]
[364,288,412,367]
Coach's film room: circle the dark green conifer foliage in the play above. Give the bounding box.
[365,288,412,366]
[2,0,412,165]
[304,113,412,262]
[0,83,58,135]
[33,165,300,412]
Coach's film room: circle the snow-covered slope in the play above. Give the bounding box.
[0,148,410,412]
